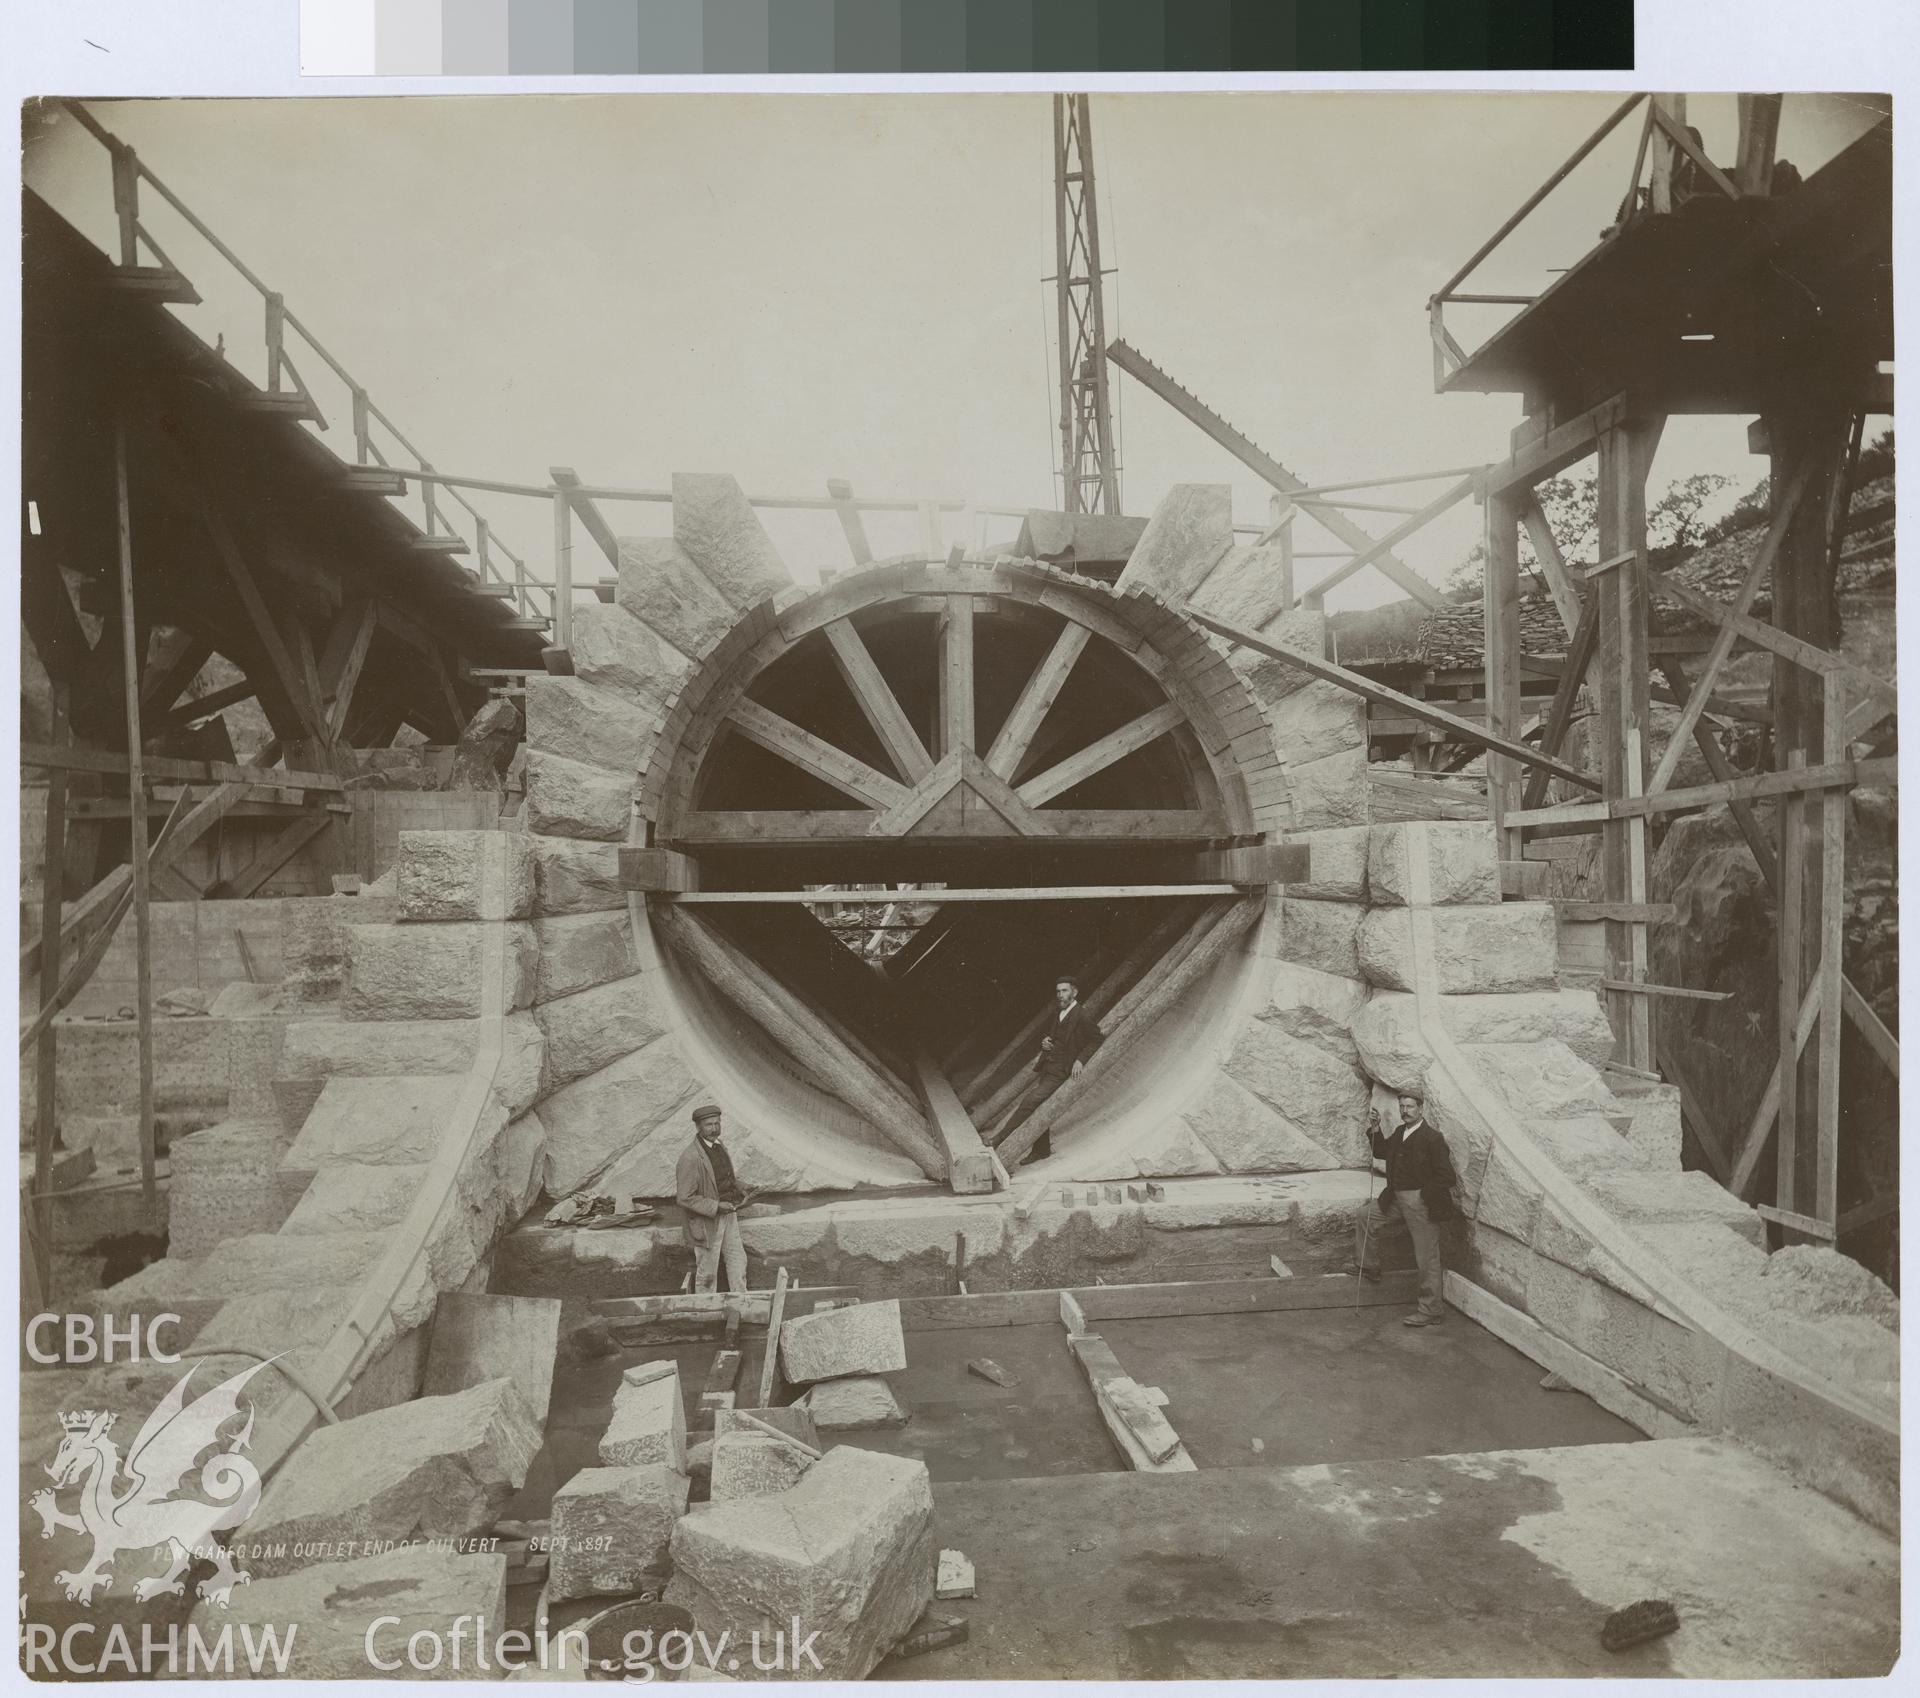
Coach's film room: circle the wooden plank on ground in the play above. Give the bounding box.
[894,1271,1419,1331]
[756,1268,790,1409]
[1067,1331,1190,1469]
[911,1046,995,1195]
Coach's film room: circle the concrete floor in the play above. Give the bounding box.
[1103,1308,1637,1469]
[879,1437,1899,1680]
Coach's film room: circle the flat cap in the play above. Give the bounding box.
[690,1102,723,1123]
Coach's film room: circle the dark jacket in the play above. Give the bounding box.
[1035,1002,1100,1082]
[676,1137,740,1248]
[1366,1117,1459,1222]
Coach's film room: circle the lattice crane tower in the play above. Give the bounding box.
[1053,94,1121,515]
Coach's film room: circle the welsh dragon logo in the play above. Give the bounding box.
[30,1357,273,1608]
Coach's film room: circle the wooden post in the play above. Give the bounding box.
[1735,94,1784,197]
[1815,672,1846,1229]
[113,412,157,1205]
[264,292,285,392]
[351,386,371,463]
[1482,481,1522,855]
[110,141,139,267]
[32,681,71,1296]
[1648,94,1688,214]
[1594,413,1660,1069]
[1769,406,1851,1221]
[551,486,574,651]
[1271,493,1295,609]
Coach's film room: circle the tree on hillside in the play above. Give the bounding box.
[1440,468,1732,599]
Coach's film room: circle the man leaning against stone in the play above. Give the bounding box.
[677,1102,748,1295]
[1353,1091,1458,1327]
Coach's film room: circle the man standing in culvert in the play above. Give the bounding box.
[678,1103,747,1294]
[1354,1090,1458,1327]
[993,974,1100,1166]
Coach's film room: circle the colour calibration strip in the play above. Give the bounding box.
[303,1,1632,75]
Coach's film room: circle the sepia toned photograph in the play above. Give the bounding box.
[16,86,1897,1680]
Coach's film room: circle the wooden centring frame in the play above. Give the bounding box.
[637,557,1281,844]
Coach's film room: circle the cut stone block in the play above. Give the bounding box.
[778,1299,907,1385]
[1189,535,1294,632]
[533,911,640,1004]
[568,601,695,723]
[279,1016,485,1081]
[280,1159,428,1236]
[535,973,669,1091]
[1460,1039,1619,1123]
[282,899,352,1005]
[398,830,535,922]
[525,670,661,773]
[1369,821,1500,906]
[709,1432,813,1499]
[1222,1012,1369,1163]
[223,1014,287,1117]
[1285,745,1370,830]
[599,1359,688,1471]
[803,1375,908,1431]
[167,1120,291,1260]
[282,1073,462,1178]
[345,920,537,1019]
[526,748,633,842]
[1280,825,1370,901]
[1357,904,1558,993]
[1270,897,1365,979]
[190,1547,506,1680]
[616,534,737,660]
[1179,1071,1344,1174]
[548,1464,690,1602]
[672,472,791,609]
[540,1034,700,1196]
[666,1446,935,1682]
[533,834,626,915]
[245,1377,540,1579]
[1268,678,1368,768]
[422,1291,563,1426]
[1116,483,1233,599]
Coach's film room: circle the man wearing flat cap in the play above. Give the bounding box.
[677,1102,747,1294]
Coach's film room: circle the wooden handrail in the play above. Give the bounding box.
[1432,93,1646,302]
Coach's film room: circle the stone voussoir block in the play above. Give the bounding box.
[398,830,534,922]
[535,972,670,1092]
[526,749,634,843]
[672,473,791,609]
[525,670,662,775]
[615,534,738,660]
[533,835,626,915]
[534,911,641,1004]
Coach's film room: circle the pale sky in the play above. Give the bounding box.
[24,91,1888,609]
